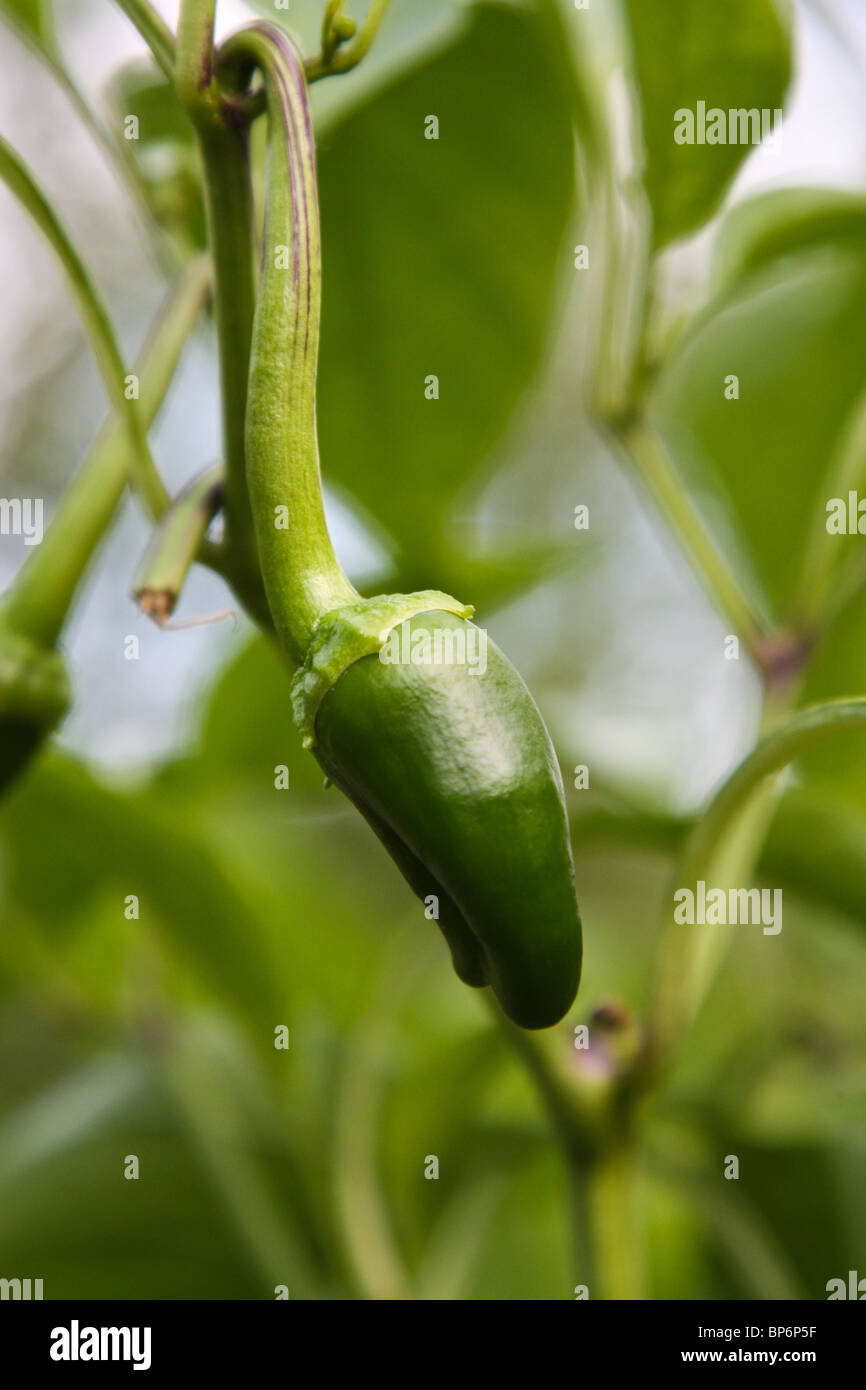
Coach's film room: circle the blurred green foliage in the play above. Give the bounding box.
[623,0,792,248]
[106,61,208,261]
[1,0,865,1301]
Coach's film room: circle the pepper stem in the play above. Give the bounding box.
[219,23,357,665]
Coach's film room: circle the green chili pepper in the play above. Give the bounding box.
[0,625,69,790]
[222,23,582,1028]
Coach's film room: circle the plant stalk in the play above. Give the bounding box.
[176,1,263,617]
[219,23,357,662]
[584,1141,645,1300]
[0,135,168,519]
[1,257,210,647]
[111,0,176,79]
[619,416,766,663]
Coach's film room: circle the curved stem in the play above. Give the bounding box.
[645,698,866,1079]
[110,0,176,80]
[219,23,356,662]
[0,135,168,519]
[1,257,210,647]
[619,415,767,663]
[680,700,866,886]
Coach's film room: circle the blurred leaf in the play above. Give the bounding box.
[316,2,575,585]
[333,1026,411,1300]
[651,250,866,617]
[160,1019,326,1294]
[698,1183,804,1298]
[623,0,792,247]
[738,1052,866,1145]
[711,187,866,298]
[565,784,866,938]
[644,1170,709,1298]
[0,1052,259,1299]
[762,787,866,927]
[414,1175,504,1299]
[105,61,207,259]
[182,634,323,795]
[797,608,866,801]
[466,1148,571,1298]
[727,1141,862,1295]
[0,1047,328,1298]
[0,1053,148,1174]
[438,537,589,615]
[0,755,284,1032]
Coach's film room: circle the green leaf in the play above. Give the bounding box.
[315,2,575,584]
[710,187,866,299]
[0,1046,328,1298]
[623,0,792,247]
[722,1141,862,1294]
[0,756,285,1033]
[651,249,866,617]
[796,591,866,802]
[190,635,321,792]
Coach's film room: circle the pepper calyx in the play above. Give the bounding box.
[291,589,473,746]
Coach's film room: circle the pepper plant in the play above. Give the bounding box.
[0,0,864,1300]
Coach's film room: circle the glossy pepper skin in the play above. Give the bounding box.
[223,24,583,1029]
[0,625,69,791]
[311,609,582,1029]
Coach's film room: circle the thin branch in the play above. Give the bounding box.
[1,257,211,647]
[618,415,768,664]
[0,134,168,518]
[175,0,216,113]
[111,0,176,80]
